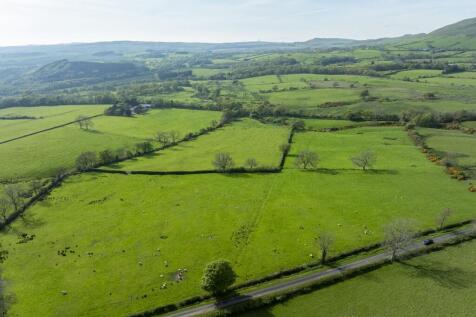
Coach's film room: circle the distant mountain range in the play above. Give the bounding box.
[0,17,474,89]
[0,17,475,59]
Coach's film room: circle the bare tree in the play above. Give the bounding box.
[436,208,453,230]
[213,153,234,171]
[295,150,319,169]
[156,131,171,145]
[4,184,23,213]
[76,116,94,130]
[383,219,415,262]
[76,115,86,129]
[169,130,181,144]
[351,150,377,171]
[30,179,43,196]
[0,197,9,222]
[245,158,258,170]
[317,232,334,263]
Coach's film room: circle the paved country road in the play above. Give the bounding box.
[163,228,475,317]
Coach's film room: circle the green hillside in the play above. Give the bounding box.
[389,17,476,50]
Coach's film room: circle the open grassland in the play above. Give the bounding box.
[238,74,476,114]
[417,128,476,178]
[2,127,476,316]
[390,69,442,80]
[92,108,221,140]
[297,118,373,130]
[0,109,220,181]
[108,119,289,172]
[242,239,476,317]
[267,88,361,109]
[0,105,108,142]
[462,121,476,128]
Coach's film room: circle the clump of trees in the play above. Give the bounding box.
[295,150,319,169]
[351,150,376,171]
[135,141,154,154]
[292,120,306,131]
[200,259,237,295]
[156,130,181,145]
[75,152,98,171]
[213,153,234,171]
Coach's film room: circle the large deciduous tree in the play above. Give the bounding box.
[200,260,237,295]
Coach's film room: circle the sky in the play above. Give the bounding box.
[1,0,476,46]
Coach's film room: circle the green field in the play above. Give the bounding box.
[0,105,108,142]
[108,119,289,172]
[462,121,476,129]
[2,16,476,317]
[267,88,361,109]
[0,109,221,181]
[298,118,373,130]
[2,127,476,316]
[237,73,476,114]
[243,239,476,317]
[390,69,442,80]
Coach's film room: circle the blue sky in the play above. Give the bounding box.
[1,0,476,46]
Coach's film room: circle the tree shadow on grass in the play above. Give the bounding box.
[213,291,276,317]
[82,129,103,135]
[398,260,476,289]
[224,173,251,179]
[20,212,46,229]
[300,168,398,175]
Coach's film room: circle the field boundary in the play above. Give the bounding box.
[0,174,69,230]
[129,219,475,317]
[407,128,473,184]
[90,168,282,176]
[195,228,476,317]
[0,114,104,145]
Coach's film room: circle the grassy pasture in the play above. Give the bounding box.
[0,109,220,181]
[0,105,108,142]
[108,119,290,172]
[462,121,476,128]
[239,73,476,113]
[425,76,476,87]
[2,127,476,316]
[297,118,372,130]
[191,68,226,78]
[267,88,361,109]
[243,239,476,317]
[447,72,476,79]
[389,69,442,80]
